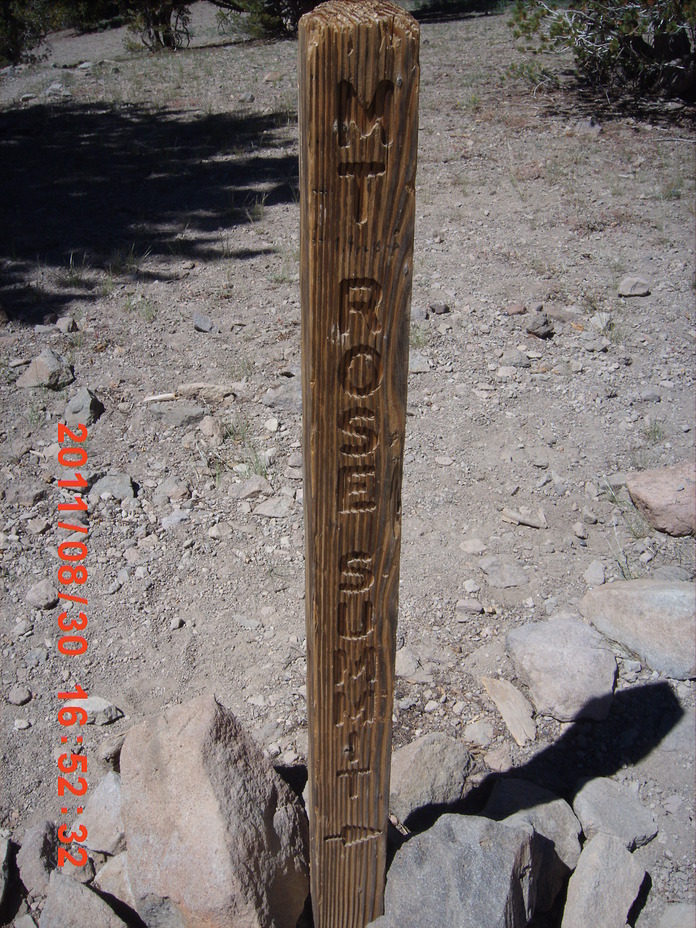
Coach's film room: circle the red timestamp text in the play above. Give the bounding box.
[55,421,91,867]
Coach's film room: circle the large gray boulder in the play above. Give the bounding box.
[572,777,657,851]
[482,778,582,912]
[580,580,695,680]
[120,695,309,928]
[17,820,57,897]
[626,461,695,536]
[561,832,645,928]
[389,733,472,824]
[16,349,74,389]
[76,772,125,856]
[39,871,129,928]
[506,616,617,721]
[369,814,540,928]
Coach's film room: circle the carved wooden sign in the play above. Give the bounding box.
[299,2,419,925]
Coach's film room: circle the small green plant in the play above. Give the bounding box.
[506,60,559,93]
[229,356,255,381]
[410,324,428,349]
[643,419,664,444]
[99,272,116,297]
[248,447,268,478]
[108,243,150,277]
[123,293,157,322]
[58,252,90,289]
[245,193,267,224]
[140,299,157,323]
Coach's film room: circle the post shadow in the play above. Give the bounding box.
[0,101,299,323]
[399,681,686,834]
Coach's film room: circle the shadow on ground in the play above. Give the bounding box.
[0,101,298,323]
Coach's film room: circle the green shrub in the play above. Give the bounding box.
[510,1,696,99]
[124,1,191,50]
[0,0,51,64]
[212,0,314,38]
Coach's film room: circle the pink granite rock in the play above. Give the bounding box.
[120,695,309,928]
[627,460,695,536]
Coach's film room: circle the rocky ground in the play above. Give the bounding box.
[0,3,694,927]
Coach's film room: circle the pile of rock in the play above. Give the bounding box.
[5,681,694,927]
[372,736,679,928]
[9,696,309,928]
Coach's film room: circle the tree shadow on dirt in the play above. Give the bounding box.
[0,101,298,323]
[412,0,512,24]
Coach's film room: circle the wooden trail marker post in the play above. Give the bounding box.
[299,2,419,925]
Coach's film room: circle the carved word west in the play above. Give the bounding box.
[325,77,394,849]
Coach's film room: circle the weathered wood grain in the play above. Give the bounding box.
[299,2,419,925]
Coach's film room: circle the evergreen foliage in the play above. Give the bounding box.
[510,1,696,99]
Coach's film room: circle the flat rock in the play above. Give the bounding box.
[482,778,582,912]
[580,580,695,680]
[120,694,309,928]
[481,676,536,745]
[572,777,658,850]
[479,555,528,588]
[389,732,472,824]
[16,348,74,389]
[93,852,136,910]
[463,718,494,747]
[192,312,218,333]
[658,903,696,928]
[232,475,273,499]
[64,387,105,427]
[460,536,487,555]
[409,351,430,373]
[14,916,38,928]
[149,401,206,428]
[261,378,302,412]
[626,461,695,536]
[582,560,605,586]
[90,473,134,502]
[17,820,57,896]
[161,508,190,530]
[561,832,645,928]
[506,617,617,721]
[77,772,125,855]
[253,495,293,518]
[618,275,650,297]
[0,838,8,908]
[65,695,123,726]
[500,348,531,368]
[395,647,431,683]
[369,814,539,928]
[8,684,32,705]
[26,578,58,609]
[39,871,129,928]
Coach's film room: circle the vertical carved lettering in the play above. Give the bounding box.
[338,598,375,639]
[338,79,393,148]
[339,552,374,593]
[338,465,377,514]
[340,278,383,336]
[339,406,378,457]
[333,643,376,726]
[339,345,383,397]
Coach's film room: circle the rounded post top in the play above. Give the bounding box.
[300,0,419,34]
